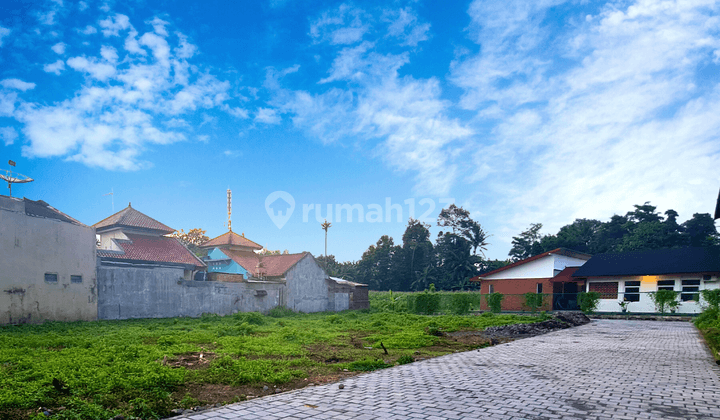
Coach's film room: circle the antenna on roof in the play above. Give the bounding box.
[227,188,232,232]
[0,160,34,197]
[103,188,114,213]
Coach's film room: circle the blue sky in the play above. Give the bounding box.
[1,0,719,262]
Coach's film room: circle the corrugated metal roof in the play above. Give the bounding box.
[93,204,175,234]
[200,231,263,250]
[572,247,720,277]
[97,233,205,268]
[22,198,85,226]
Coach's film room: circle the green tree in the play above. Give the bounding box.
[171,228,210,257]
[509,223,544,261]
[400,218,434,291]
[681,213,720,247]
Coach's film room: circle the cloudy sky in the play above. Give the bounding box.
[1,0,719,261]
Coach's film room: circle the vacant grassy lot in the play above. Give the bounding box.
[0,307,543,420]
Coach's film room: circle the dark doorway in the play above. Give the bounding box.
[553,282,580,310]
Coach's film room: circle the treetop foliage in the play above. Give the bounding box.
[509,203,719,261]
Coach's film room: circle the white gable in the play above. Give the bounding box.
[484,253,588,280]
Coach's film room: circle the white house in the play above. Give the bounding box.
[572,247,720,314]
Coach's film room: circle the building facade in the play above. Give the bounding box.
[0,196,97,324]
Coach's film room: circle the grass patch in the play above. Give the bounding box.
[0,309,542,419]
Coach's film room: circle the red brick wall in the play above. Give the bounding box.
[478,278,553,311]
[208,272,245,283]
[589,282,618,299]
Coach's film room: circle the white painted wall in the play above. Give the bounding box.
[0,196,97,324]
[588,275,720,314]
[485,254,588,279]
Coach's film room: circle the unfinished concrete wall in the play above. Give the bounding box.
[285,255,330,313]
[0,197,97,324]
[97,265,284,319]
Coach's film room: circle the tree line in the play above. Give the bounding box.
[318,202,719,291]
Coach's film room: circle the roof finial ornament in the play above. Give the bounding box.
[128,202,131,208]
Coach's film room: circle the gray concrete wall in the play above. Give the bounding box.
[0,197,97,324]
[285,255,331,313]
[97,265,284,319]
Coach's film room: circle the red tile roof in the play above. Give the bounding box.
[200,231,263,250]
[221,250,308,277]
[549,266,581,282]
[93,204,175,234]
[470,248,591,281]
[97,233,205,268]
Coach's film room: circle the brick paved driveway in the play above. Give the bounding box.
[174,320,720,420]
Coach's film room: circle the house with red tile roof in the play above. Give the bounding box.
[202,229,369,312]
[470,248,591,311]
[94,203,205,280]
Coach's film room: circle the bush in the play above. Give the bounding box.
[577,292,601,314]
[267,306,297,318]
[449,293,473,315]
[233,312,265,325]
[701,289,720,311]
[523,293,545,313]
[414,289,441,315]
[396,355,414,365]
[485,293,504,313]
[650,290,680,314]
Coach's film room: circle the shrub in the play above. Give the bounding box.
[396,355,414,365]
[701,289,720,311]
[449,293,474,315]
[233,312,265,325]
[267,306,297,318]
[414,289,441,315]
[649,290,680,314]
[577,291,601,314]
[485,293,504,313]
[523,293,545,313]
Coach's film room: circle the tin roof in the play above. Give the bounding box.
[200,230,263,250]
[22,198,85,226]
[93,204,175,234]
[97,233,205,268]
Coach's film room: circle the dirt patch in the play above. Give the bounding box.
[162,352,217,370]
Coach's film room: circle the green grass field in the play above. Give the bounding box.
[0,303,542,420]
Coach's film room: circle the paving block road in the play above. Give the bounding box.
[173,320,720,420]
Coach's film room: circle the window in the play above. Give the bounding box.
[488,284,494,294]
[589,282,618,299]
[657,280,675,291]
[44,273,58,283]
[536,283,543,294]
[624,281,640,302]
[71,275,82,284]
[681,279,700,302]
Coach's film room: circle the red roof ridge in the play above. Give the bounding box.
[93,205,175,234]
[200,230,263,249]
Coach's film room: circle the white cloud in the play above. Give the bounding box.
[223,149,242,157]
[38,11,56,26]
[99,14,131,37]
[7,15,234,170]
[149,17,169,37]
[67,56,116,80]
[44,60,66,75]
[197,134,210,143]
[78,1,88,11]
[225,106,249,119]
[276,5,471,196]
[385,8,430,47]
[255,107,281,124]
[0,126,18,146]
[78,25,97,35]
[1,79,36,91]
[310,4,370,45]
[451,0,720,253]
[51,42,66,54]
[0,26,11,47]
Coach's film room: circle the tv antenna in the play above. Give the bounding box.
[0,160,33,197]
[104,188,114,213]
